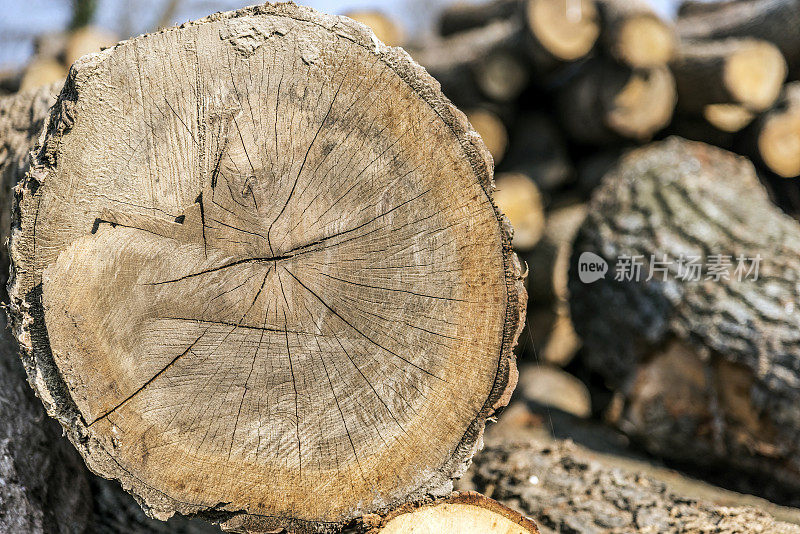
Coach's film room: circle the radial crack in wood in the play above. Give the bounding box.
[8,4,525,532]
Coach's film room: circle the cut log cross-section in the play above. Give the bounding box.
[8,4,525,533]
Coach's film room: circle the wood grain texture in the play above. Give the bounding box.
[8,3,525,532]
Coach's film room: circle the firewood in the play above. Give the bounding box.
[467,108,509,164]
[558,60,676,144]
[413,19,531,104]
[677,0,800,71]
[365,491,539,533]
[502,112,573,192]
[493,172,545,251]
[64,26,118,66]
[343,10,405,47]
[19,58,66,92]
[569,137,800,490]
[749,82,800,177]
[704,103,755,132]
[437,0,600,64]
[596,0,677,68]
[525,202,587,305]
[468,439,800,533]
[7,5,526,532]
[671,38,786,114]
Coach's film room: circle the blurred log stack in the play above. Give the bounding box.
[378,0,800,503]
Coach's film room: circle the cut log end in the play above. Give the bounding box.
[8,4,525,531]
[616,15,676,68]
[607,66,677,140]
[493,172,545,251]
[343,10,404,47]
[758,111,800,178]
[527,0,600,61]
[367,492,539,534]
[703,103,754,132]
[724,40,787,111]
[467,108,509,165]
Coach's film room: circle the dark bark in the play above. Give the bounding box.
[465,439,800,533]
[568,137,800,492]
[677,0,800,71]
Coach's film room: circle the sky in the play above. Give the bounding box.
[0,0,681,70]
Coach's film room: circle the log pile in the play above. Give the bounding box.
[4,0,800,532]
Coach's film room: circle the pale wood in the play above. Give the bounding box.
[492,172,544,251]
[558,60,677,144]
[753,82,800,177]
[8,4,525,532]
[437,0,599,63]
[466,108,508,165]
[672,38,786,114]
[366,491,539,534]
[597,0,676,68]
[704,103,755,132]
[343,10,404,47]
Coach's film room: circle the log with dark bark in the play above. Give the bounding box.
[568,137,800,492]
[501,112,573,192]
[596,0,676,68]
[7,4,525,532]
[746,81,800,177]
[557,60,676,144]
[413,19,532,105]
[437,0,600,65]
[671,38,786,114]
[465,439,800,533]
[677,0,800,71]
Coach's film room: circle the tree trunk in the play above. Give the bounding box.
[7,4,526,532]
[677,0,800,71]
[466,439,800,533]
[671,38,786,114]
[568,137,800,493]
[596,0,676,68]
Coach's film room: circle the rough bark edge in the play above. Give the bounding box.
[361,491,539,533]
[6,2,526,532]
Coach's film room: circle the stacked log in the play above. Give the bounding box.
[568,138,800,491]
[5,4,526,532]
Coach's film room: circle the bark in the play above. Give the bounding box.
[568,137,800,492]
[596,0,676,68]
[0,327,92,534]
[437,0,599,64]
[466,439,800,533]
[413,19,532,105]
[501,112,573,192]
[677,0,800,71]
[0,84,61,301]
[557,60,676,144]
[7,4,526,532]
[437,0,520,36]
[671,38,786,114]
